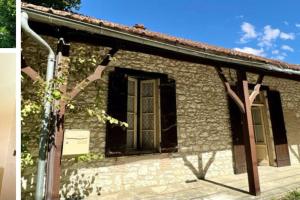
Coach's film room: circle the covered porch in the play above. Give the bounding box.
[94,164,300,200]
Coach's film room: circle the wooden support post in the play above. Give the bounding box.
[215,67,262,195]
[237,71,261,195]
[45,38,70,200]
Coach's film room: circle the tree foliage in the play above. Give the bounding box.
[22,0,81,11]
[0,0,16,47]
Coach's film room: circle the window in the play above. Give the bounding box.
[251,106,265,143]
[126,78,138,150]
[126,77,159,152]
[251,93,266,144]
[106,68,177,156]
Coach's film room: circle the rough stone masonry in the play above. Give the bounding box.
[21,35,300,199]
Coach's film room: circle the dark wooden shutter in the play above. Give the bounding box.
[267,90,290,167]
[228,96,247,174]
[106,71,128,156]
[160,78,178,153]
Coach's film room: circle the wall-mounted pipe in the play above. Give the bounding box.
[21,11,55,200]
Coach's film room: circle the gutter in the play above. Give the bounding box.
[21,7,300,77]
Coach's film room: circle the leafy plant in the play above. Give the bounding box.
[0,0,16,47]
[21,48,127,170]
[281,189,300,200]
[77,153,104,162]
[21,153,34,170]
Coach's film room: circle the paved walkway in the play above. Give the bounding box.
[93,164,300,200]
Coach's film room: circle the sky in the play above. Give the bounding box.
[79,0,300,64]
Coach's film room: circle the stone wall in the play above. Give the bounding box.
[21,34,300,199]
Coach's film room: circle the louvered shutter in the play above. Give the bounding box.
[106,71,128,156]
[228,96,247,174]
[267,90,291,167]
[160,78,178,153]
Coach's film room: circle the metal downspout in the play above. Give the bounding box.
[21,11,55,200]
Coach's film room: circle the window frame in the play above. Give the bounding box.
[106,68,178,156]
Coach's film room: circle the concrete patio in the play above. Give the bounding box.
[92,164,300,200]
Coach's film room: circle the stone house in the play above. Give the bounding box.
[21,3,300,199]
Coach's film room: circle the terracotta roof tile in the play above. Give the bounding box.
[22,3,300,72]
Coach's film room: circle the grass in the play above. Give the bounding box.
[280,189,300,200]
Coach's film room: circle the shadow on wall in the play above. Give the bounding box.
[289,145,300,162]
[59,152,218,198]
[60,169,102,200]
[182,151,216,180]
[22,169,101,200]
[182,151,248,194]
[22,150,235,199]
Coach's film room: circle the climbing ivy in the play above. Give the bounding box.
[21,50,127,170]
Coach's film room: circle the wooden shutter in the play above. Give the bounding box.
[106,71,128,156]
[267,90,291,167]
[160,78,178,153]
[228,96,247,174]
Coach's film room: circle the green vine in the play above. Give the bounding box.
[77,153,104,162]
[21,51,126,170]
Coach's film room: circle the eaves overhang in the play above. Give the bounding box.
[21,7,300,79]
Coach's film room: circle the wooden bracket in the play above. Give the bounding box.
[215,67,245,113]
[21,55,44,82]
[68,65,107,100]
[21,66,44,82]
[66,47,117,101]
[100,48,118,66]
[249,75,264,106]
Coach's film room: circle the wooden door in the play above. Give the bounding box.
[251,106,269,165]
[106,71,128,156]
[267,90,291,167]
[160,78,178,153]
[228,97,247,174]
